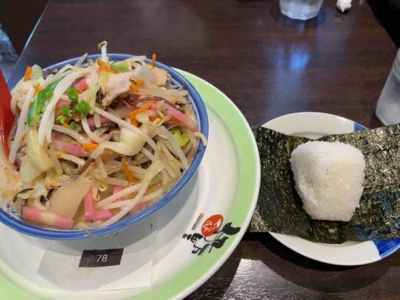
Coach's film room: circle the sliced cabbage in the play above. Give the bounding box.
[132,64,156,83]
[31,64,43,80]
[86,82,100,113]
[90,127,146,158]
[20,155,43,182]
[169,128,190,147]
[27,128,54,172]
[99,70,109,94]
[152,68,169,86]
[111,61,132,73]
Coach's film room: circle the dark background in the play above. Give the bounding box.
[2,0,400,54]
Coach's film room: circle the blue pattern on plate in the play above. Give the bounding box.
[354,122,399,258]
[374,239,400,258]
[354,122,367,132]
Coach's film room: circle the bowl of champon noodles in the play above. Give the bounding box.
[0,42,208,239]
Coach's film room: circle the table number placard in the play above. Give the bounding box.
[37,215,157,290]
[79,248,124,268]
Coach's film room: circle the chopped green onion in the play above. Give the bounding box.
[28,79,61,125]
[60,104,70,116]
[74,100,91,117]
[56,115,67,124]
[70,121,78,131]
[67,87,79,102]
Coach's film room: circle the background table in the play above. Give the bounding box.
[8,0,399,298]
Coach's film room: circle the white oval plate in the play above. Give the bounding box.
[0,70,260,299]
[264,112,400,266]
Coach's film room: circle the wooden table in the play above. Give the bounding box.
[8,0,399,298]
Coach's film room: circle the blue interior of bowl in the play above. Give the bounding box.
[0,54,209,239]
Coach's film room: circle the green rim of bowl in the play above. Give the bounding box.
[0,70,260,300]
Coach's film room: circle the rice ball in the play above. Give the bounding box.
[290,141,365,222]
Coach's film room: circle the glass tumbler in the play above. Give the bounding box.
[376,49,400,125]
[279,0,324,20]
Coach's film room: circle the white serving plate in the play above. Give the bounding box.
[264,112,399,266]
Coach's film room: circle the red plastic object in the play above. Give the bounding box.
[0,71,14,157]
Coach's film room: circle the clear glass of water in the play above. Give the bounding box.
[375,49,400,125]
[279,0,324,20]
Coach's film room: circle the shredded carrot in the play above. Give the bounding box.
[151,53,157,68]
[33,83,42,95]
[149,115,159,122]
[130,82,139,92]
[164,118,181,126]
[129,101,156,126]
[96,59,114,73]
[136,80,144,87]
[62,123,70,129]
[82,143,99,151]
[24,66,33,81]
[104,148,113,154]
[130,117,138,127]
[92,162,98,169]
[56,153,63,158]
[171,97,177,104]
[19,134,27,143]
[122,158,135,183]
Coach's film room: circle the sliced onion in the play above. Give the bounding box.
[50,175,91,219]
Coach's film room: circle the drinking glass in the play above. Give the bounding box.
[279,0,324,20]
[376,49,400,125]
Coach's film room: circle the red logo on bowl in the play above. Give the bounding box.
[201,214,224,237]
